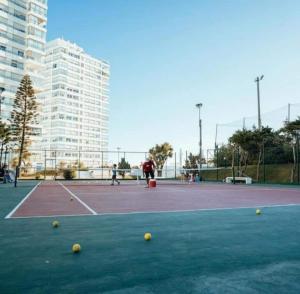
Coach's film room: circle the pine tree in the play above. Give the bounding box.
[10,75,38,168]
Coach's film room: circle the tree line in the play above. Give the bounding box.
[214,120,300,182]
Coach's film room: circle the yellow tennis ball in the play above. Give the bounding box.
[72,243,81,253]
[144,233,152,241]
[256,209,261,215]
[52,220,59,228]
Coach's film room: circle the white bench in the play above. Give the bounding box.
[225,176,252,184]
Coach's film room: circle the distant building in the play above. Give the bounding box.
[41,38,109,167]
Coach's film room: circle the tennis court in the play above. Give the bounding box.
[1,180,300,293]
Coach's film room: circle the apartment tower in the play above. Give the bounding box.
[42,38,109,168]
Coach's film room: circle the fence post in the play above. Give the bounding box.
[54,151,57,180]
[174,152,177,179]
[101,151,104,179]
[237,147,240,176]
[297,133,299,185]
[232,148,235,184]
[78,151,81,179]
[14,166,19,187]
[206,149,208,168]
[216,146,219,181]
[44,150,46,180]
[263,142,266,183]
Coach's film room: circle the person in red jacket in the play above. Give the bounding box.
[142,158,156,187]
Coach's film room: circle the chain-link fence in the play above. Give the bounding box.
[202,139,300,184]
[1,139,299,185]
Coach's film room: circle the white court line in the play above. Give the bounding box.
[5,203,300,219]
[9,213,94,219]
[5,182,41,219]
[58,181,97,215]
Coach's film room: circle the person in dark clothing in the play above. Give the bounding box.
[142,158,156,187]
[111,164,120,185]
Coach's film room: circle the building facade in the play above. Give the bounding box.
[41,38,109,168]
[0,0,47,124]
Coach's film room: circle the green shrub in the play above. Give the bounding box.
[63,169,76,180]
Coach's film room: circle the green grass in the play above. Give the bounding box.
[1,184,300,293]
[202,164,300,184]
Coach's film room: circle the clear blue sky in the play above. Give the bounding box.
[47,0,300,153]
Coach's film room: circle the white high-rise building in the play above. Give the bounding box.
[0,0,47,123]
[42,38,109,167]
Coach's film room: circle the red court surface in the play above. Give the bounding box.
[7,181,300,218]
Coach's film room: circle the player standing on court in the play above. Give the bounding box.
[111,164,120,185]
[142,158,156,187]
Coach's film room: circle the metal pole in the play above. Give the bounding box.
[232,148,235,184]
[257,78,261,130]
[14,166,18,187]
[216,146,219,181]
[297,132,299,185]
[196,103,203,171]
[200,115,202,168]
[78,151,80,179]
[206,149,208,168]
[287,103,291,122]
[237,147,240,176]
[263,141,266,183]
[101,151,104,179]
[179,148,182,168]
[44,150,46,180]
[214,124,218,149]
[174,152,177,179]
[54,151,57,180]
[255,75,263,130]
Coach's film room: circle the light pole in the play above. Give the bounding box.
[254,75,264,130]
[0,87,5,119]
[195,103,203,169]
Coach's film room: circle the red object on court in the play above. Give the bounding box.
[149,179,156,188]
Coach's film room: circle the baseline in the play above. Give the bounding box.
[6,202,300,219]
